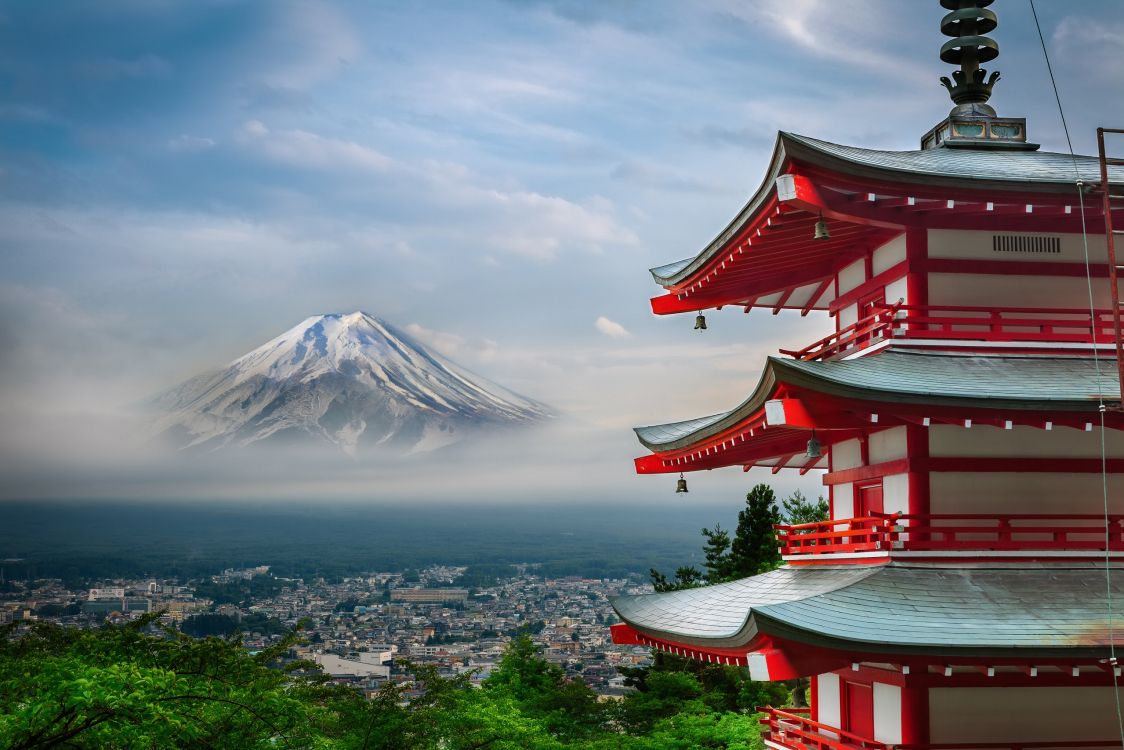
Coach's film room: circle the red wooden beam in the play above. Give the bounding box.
[771,287,795,315]
[799,455,825,475]
[822,458,912,486]
[772,454,798,474]
[828,259,910,313]
[651,263,865,315]
[776,173,907,231]
[801,276,835,316]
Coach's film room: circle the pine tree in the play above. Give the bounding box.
[700,524,734,583]
[649,566,704,592]
[781,489,829,526]
[729,483,782,578]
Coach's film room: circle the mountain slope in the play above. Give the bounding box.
[151,312,551,454]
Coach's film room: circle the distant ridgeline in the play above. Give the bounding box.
[0,502,725,585]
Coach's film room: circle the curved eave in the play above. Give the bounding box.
[650,131,1124,297]
[649,134,790,288]
[611,563,1124,660]
[634,366,778,453]
[634,351,1121,473]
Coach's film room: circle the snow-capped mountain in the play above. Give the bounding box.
[151,312,551,454]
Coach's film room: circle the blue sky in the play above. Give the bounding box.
[2,0,1123,502]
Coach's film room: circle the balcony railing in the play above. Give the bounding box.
[758,707,890,750]
[758,707,1123,750]
[775,514,1124,558]
[780,304,1116,362]
[775,516,900,556]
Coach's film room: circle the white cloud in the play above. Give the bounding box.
[233,120,637,261]
[404,322,464,357]
[236,120,393,173]
[1055,16,1124,52]
[167,134,216,153]
[595,316,630,339]
[705,0,930,83]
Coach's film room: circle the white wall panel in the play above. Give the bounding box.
[929,425,1124,459]
[928,273,1110,310]
[833,483,855,520]
[929,687,1121,743]
[872,235,907,275]
[838,259,867,296]
[928,229,1107,264]
[869,427,907,463]
[882,474,910,516]
[930,472,1124,515]
[832,439,863,470]
[885,276,908,305]
[872,682,902,744]
[816,673,841,732]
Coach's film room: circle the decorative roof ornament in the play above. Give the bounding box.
[921,0,1038,151]
[938,0,1001,110]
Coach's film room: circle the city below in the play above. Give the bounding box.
[0,562,654,697]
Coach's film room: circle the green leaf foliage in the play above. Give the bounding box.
[1,618,777,749]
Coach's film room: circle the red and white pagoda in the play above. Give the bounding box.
[610,2,1124,747]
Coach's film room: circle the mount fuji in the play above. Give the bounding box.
[150,312,551,455]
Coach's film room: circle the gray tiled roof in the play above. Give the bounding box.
[611,563,1124,656]
[649,131,1124,287]
[634,412,728,446]
[787,133,1124,187]
[634,351,1117,451]
[777,350,1115,407]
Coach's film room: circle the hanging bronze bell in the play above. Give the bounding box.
[675,474,688,493]
[806,433,823,459]
[813,217,830,241]
[694,313,707,330]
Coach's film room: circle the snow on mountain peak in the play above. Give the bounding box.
[151,312,551,454]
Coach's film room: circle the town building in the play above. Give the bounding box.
[390,588,469,604]
[610,2,1124,747]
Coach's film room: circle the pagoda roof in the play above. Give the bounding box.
[636,350,1116,453]
[611,563,1124,657]
[649,132,1124,309]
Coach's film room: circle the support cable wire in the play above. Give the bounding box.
[1029,1,1124,741]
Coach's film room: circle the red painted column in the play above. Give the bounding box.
[906,425,930,518]
[809,674,819,722]
[826,445,835,519]
[899,680,930,745]
[905,226,928,308]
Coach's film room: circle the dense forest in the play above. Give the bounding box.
[0,616,788,749]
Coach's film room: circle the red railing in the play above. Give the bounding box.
[775,516,900,556]
[781,304,1116,361]
[758,707,890,750]
[775,514,1124,558]
[780,300,903,361]
[893,513,1124,552]
[759,707,1122,750]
